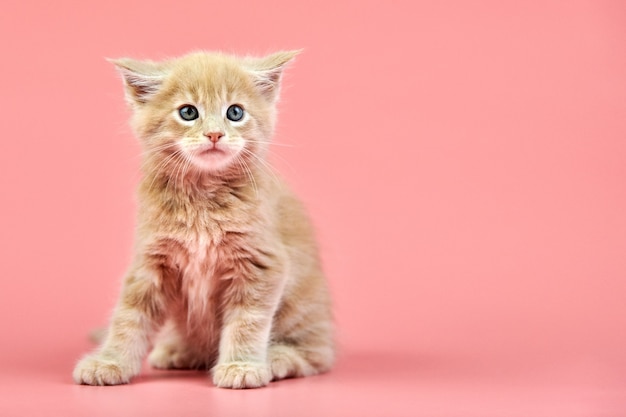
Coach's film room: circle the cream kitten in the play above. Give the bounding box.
[72,51,334,388]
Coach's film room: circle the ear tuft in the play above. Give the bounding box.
[108,58,168,105]
[246,50,301,101]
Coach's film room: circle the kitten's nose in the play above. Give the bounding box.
[204,131,224,143]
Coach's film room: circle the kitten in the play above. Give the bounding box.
[72,51,334,388]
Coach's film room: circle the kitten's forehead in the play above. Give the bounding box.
[165,53,255,105]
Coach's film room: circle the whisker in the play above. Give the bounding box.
[166,152,187,195]
[245,140,294,148]
[240,148,281,187]
[173,152,189,193]
[262,148,297,177]
[138,144,180,176]
[238,154,258,197]
[146,149,184,193]
[181,153,194,191]
[114,142,179,182]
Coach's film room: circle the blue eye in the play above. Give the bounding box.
[179,105,199,121]
[226,104,244,122]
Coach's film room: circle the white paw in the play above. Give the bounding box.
[73,354,137,386]
[212,361,271,389]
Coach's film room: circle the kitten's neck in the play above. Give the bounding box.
[140,166,261,205]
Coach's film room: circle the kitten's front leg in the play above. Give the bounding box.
[212,263,285,389]
[73,264,167,385]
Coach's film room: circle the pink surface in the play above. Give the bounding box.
[1,1,625,416]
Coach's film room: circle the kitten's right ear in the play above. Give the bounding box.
[108,58,168,105]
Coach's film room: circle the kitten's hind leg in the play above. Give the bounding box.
[148,321,197,370]
[268,342,334,381]
[148,342,195,370]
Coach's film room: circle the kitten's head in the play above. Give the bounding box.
[111,51,298,178]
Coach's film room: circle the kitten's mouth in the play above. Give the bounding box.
[199,147,225,155]
[196,144,227,156]
[189,143,236,171]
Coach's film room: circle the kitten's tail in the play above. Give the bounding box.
[88,327,108,344]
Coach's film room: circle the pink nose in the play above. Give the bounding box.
[204,131,224,143]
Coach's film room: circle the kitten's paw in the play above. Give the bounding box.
[212,361,271,389]
[148,344,193,370]
[73,354,136,386]
[268,344,315,380]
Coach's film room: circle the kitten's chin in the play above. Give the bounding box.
[189,147,239,173]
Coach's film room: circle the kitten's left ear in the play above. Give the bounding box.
[246,50,301,102]
[108,58,169,106]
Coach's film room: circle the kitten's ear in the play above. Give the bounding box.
[108,58,168,105]
[246,50,301,101]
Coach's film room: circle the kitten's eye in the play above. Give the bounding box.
[179,105,199,121]
[226,104,245,122]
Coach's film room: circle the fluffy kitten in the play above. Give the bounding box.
[72,51,334,388]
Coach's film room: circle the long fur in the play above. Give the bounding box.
[73,51,334,388]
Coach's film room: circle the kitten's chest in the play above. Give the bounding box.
[159,232,236,320]
[180,233,229,279]
[142,187,262,283]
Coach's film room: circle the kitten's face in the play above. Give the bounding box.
[171,101,249,172]
[141,55,270,174]
[113,52,297,176]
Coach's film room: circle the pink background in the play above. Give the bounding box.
[1,1,625,416]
